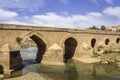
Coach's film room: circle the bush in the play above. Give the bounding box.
[101,25,106,30]
[92,49,99,57]
[87,25,99,30]
[16,37,22,44]
[103,49,108,54]
[97,45,104,48]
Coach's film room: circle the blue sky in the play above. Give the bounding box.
[0,0,120,29]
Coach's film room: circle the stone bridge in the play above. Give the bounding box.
[0,24,120,74]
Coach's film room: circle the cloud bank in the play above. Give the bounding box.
[0,0,44,10]
[0,6,120,29]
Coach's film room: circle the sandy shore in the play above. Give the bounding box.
[4,72,52,80]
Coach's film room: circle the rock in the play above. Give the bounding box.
[100,60,109,64]
[0,74,4,78]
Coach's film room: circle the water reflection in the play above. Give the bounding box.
[92,64,97,77]
[64,60,78,80]
[5,60,120,80]
[2,47,120,80]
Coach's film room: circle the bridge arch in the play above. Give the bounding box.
[21,31,49,46]
[60,33,78,63]
[91,38,96,48]
[105,38,110,45]
[20,31,49,63]
[116,37,120,43]
[64,37,77,63]
[60,33,78,48]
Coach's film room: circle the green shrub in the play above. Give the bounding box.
[103,49,108,54]
[16,37,22,44]
[97,45,104,48]
[97,48,101,52]
[92,50,99,57]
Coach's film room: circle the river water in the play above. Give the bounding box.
[8,47,120,80]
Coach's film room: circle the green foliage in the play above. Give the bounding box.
[103,49,108,54]
[97,45,104,49]
[16,37,23,44]
[92,49,99,57]
[101,25,106,30]
[110,61,117,66]
[87,25,99,30]
[117,29,120,32]
[97,48,101,52]
[96,45,104,52]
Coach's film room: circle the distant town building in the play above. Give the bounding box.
[117,25,120,31]
[105,25,120,31]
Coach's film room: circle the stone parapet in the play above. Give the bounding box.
[0,23,120,35]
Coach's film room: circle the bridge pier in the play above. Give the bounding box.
[0,44,12,77]
[10,51,24,71]
[36,47,46,63]
[41,43,64,65]
[0,44,24,77]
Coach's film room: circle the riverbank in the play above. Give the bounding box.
[74,55,100,63]
[4,72,52,80]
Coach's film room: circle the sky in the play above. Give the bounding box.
[0,0,120,29]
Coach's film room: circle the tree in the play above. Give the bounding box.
[101,25,106,30]
[87,25,99,30]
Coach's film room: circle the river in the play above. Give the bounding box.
[6,47,120,80]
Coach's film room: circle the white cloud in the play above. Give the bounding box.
[87,12,103,17]
[103,7,120,18]
[61,0,70,5]
[0,7,120,29]
[91,0,113,5]
[0,9,18,20]
[105,0,113,4]
[90,0,99,5]
[30,11,119,29]
[0,0,44,10]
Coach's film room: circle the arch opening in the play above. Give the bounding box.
[91,38,96,48]
[64,37,77,63]
[105,39,110,45]
[20,35,46,65]
[116,38,120,43]
[0,65,3,74]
